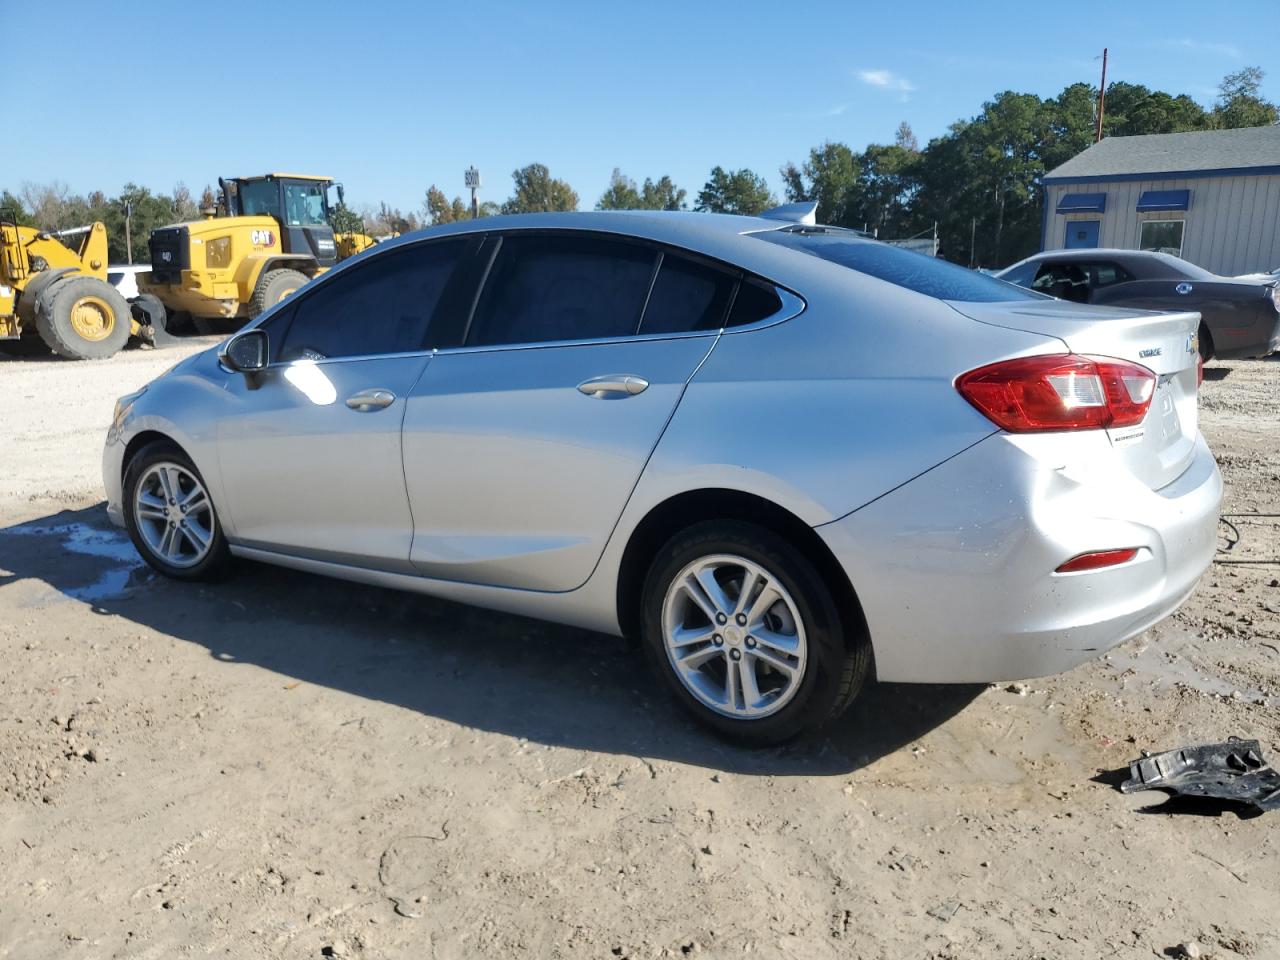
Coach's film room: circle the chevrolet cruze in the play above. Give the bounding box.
[104,207,1221,743]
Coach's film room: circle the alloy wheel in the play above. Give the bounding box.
[133,462,215,568]
[661,554,808,719]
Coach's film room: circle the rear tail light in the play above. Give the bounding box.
[956,354,1156,432]
[1055,548,1139,573]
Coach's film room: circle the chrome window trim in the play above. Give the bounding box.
[252,288,806,370]
[719,287,806,336]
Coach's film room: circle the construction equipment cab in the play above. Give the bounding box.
[137,173,346,326]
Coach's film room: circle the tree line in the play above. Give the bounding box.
[4,67,1274,267]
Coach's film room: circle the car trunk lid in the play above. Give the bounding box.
[947,299,1202,491]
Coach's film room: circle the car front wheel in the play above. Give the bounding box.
[640,520,870,745]
[123,443,231,580]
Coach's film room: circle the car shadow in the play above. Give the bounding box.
[0,505,982,776]
[1202,366,1231,382]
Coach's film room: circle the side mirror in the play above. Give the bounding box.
[221,329,269,373]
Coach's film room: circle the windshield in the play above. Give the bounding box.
[237,180,281,219]
[235,180,329,226]
[283,182,327,226]
[755,227,1039,303]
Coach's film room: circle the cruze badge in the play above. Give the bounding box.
[1187,333,1198,354]
[1139,347,1162,358]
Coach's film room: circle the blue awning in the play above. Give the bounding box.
[1056,192,1107,213]
[1137,189,1190,212]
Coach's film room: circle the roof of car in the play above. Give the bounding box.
[378,210,796,256]
[1000,248,1223,282]
[1043,126,1280,181]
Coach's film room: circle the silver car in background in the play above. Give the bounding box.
[103,209,1221,743]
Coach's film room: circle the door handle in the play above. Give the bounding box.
[576,375,649,398]
[345,388,396,411]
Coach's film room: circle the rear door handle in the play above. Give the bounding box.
[345,388,396,411]
[577,375,649,398]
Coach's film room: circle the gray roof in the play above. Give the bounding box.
[1043,125,1280,181]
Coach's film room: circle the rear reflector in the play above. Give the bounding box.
[1055,548,1139,573]
[956,354,1157,432]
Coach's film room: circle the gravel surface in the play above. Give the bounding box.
[1,345,1277,959]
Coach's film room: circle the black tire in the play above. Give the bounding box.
[1197,322,1215,363]
[249,268,309,319]
[639,520,871,745]
[36,276,132,360]
[163,309,196,335]
[123,441,232,581]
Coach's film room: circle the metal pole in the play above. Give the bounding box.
[969,217,976,267]
[125,202,133,264]
[471,187,478,219]
[1095,48,1108,143]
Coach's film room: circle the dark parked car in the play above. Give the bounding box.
[996,249,1280,361]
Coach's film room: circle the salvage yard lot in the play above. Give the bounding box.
[1,344,1278,959]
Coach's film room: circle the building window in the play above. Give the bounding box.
[1139,220,1185,256]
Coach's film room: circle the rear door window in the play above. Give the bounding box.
[638,254,736,334]
[274,239,465,362]
[727,279,784,327]
[467,235,656,346]
[1032,262,1090,302]
[1083,261,1136,288]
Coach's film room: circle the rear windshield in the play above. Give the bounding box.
[1151,252,1218,281]
[755,228,1038,303]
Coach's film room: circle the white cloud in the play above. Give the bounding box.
[1156,38,1243,59]
[857,68,916,99]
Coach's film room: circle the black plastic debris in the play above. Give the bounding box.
[1120,737,1280,813]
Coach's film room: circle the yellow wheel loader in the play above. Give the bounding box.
[136,173,372,331]
[0,217,151,360]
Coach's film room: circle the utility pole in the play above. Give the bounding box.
[465,166,481,219]
[1095,48,1108,143]
[124,201,133,264]
[969,217,977,268]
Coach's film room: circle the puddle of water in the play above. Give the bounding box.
[1106,627,1268,703]
[0,521,146,602]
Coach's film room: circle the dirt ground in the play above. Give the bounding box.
[1,342,1278,960]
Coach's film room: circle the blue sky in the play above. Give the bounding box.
[7,0,1274,214]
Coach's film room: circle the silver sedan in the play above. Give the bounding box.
[104,208,1221,744]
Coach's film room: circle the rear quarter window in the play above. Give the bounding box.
[756,229,1037,303]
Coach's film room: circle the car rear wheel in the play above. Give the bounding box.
[123,443,231,580]
[640,520,870,744]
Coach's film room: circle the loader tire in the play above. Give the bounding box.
[249,268,308,319]
[132,294,182,348]
[36,276,132,360]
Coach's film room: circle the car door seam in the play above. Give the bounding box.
[560,330,725,594]
[397,350,437,561]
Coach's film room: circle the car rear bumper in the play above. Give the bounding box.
[817,430,1222,683]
